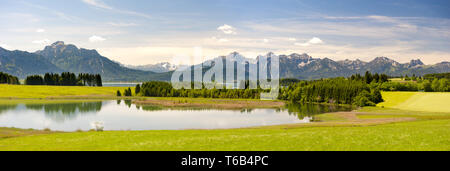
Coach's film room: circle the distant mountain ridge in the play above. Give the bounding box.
[123,62,182,73]
[278,53,449,79]
[0,42,449,81]
[193,52,449,80]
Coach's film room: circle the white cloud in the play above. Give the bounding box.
[367,15,397,23]
[81,0,152,19]
[119,10,152,19]
[295,37,324,46]
[53,11,80,22]
[294,43,309,47]
[325,15,398,23]
[21,2,80,22]
[217,24,237,35]
[36,28,45,33]
[211,37,229,43]
[82,0,112,10]
[7,13,40,23]
[32,39,51,44]
[263,39,270,43]
[309,37,323,44]
[323,16,364,20]
[396,24,417,30]
[218,39,229,43]
[107,22,138,27]
[89,35,106,43]
[288,38,296,41]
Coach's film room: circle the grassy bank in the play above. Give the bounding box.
[0,127,54,139]
[0,84,132,99]
[0,119,448,151]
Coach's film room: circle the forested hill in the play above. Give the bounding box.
[0,47,63,78]
[0,42,170,81]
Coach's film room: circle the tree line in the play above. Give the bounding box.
[423,73,450,80]
[279,78,383,107]
[398,73,450,82]
[380,72,449,92]
[349,71,389,84]
[278,72,388,106]
[0,72,20,85]
[25,72,102,86]
[117,81,264,99]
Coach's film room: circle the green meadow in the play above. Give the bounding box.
[0,84,131,99]
[0,119,449,151]
[0,84,449,151]
[378,92,450,113]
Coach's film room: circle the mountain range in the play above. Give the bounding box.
[278,53,449,80]
[189,52,449,80]
[0,41,449,81]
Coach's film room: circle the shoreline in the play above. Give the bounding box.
[133,98,287,110]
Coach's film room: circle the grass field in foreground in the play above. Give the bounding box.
[0,119,448,151]
[378,92,450,113]
[0,85,132,98]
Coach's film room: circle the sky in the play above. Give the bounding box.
[0,0,449,65]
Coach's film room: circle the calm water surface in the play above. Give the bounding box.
[0,101,353,131]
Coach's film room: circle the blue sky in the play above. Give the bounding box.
[0,0,449,65]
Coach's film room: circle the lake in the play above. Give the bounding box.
[0,101,353,131]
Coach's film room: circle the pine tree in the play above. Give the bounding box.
[95,74,102,87]
[412,74,417,81]
[117,90,122,97]
[127,87,132,96]
[373,73,380,83]
[135,84,141,95]
[364,71,373,84]
[405,74,410,81]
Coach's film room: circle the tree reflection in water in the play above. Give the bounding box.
[124,100,132,108]
[282,103,354,120]
[0,104,18,115]
[136,103,353,121]
[24,102,103,123]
